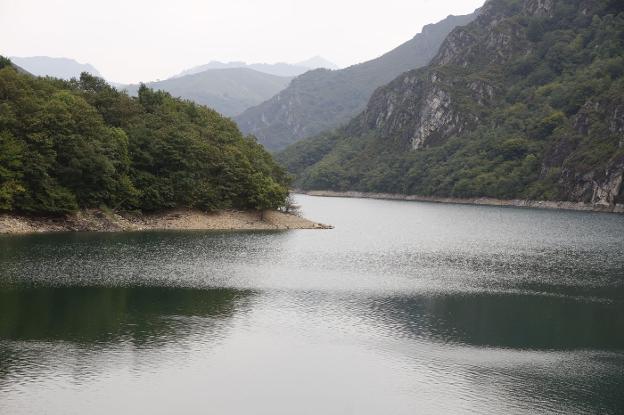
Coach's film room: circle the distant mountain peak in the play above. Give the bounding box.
[174,56,339,80]
[9,56,101,80]
[120,67,293,117]
[296,56,339,70]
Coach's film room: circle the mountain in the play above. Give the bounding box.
[9,56,101,80]
[174,56,338,79]
[296,56,340,70]
[122,68,293,117]
[0,59,288,215]
[234,13,477,151]
[277,0,624,209]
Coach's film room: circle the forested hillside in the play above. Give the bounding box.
[235,13,477,151]
[0,57,288,215]
[278,0,624,208]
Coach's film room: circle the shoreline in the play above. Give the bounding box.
[0,208,332,235]
[298,190,624,214]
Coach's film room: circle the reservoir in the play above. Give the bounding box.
[1,195,623,414]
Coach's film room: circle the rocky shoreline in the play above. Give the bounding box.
[299,190,624,214]
[0,208,332,235]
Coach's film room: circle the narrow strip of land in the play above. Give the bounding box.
[0,209,332,234]
[299,190,624,214]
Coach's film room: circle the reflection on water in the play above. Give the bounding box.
[0,286,250,344]
[0,287,253,391]
[370,293,624,350]
[0,195,623,414]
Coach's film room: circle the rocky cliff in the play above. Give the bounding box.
[278,0,624,209]
[234,13,477,151]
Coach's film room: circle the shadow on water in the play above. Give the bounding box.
[0,286,255,384]
[368,293,624,351]
[0,286,253,344]
[361,293,624,413]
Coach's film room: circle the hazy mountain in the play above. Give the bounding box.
[234,13,477,151]
[296,56,339,70]
[10,56,101,80]
[277,0,624,209]
[174,56,338,79]
[122,67,293,117]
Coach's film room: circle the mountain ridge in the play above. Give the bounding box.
[9,56,101,80]
[122,67,293,117]
[234,12,478,151]
[174,56,338,79]
[278,0,624,208]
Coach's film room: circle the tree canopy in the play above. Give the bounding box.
[0,61,289,215]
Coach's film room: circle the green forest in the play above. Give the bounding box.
[0,57,289,215]
[278,0,624,204]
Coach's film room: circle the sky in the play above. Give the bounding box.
[1,0,484,84]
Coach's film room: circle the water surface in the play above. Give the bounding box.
[1,195,623,414]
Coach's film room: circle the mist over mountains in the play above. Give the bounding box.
[122,68,293,117]
[174,56,339,78]
[7,55,340,117]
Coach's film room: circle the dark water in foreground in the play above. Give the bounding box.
[1,195,623,414]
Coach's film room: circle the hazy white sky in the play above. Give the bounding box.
[1,0,484,83]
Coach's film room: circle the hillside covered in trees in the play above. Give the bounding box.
[278,0,624,208]
[0,57,289,215]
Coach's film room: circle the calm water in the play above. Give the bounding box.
[1,195,623,414]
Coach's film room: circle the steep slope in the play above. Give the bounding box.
[279,0,624,209]
[10,56,101,80]
[234,13,477,151]
[122,68,293,117]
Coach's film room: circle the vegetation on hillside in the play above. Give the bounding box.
[278,0,624,204]
[0,59,289,215]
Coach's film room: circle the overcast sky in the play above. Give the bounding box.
[1,0,484,84]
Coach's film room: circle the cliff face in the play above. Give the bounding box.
[234,13,477,151]
[358,0,540,150]
[278,0,624,208]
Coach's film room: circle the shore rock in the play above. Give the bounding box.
[0,209,332,235]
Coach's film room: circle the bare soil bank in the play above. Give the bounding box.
[299,190,624,214]
[0,209,332,235]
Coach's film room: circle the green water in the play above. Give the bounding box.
[1,195,623,414]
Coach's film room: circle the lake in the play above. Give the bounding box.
[1,194,623,414]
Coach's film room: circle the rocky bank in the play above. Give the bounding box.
[0,209,332,235]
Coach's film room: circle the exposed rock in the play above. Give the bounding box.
[610,105,624,134]
[562,156,624,207]
[523,0,556,17]
[433,27,479,67]
[362,67,496,150]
